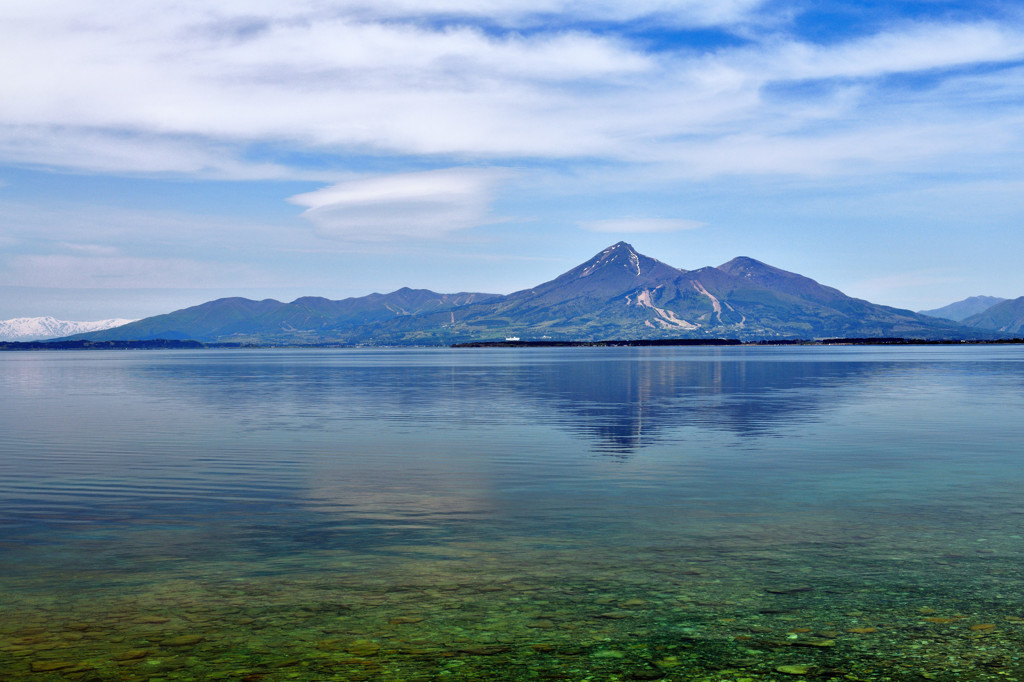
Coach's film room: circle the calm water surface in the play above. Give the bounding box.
[1,346,1023,681]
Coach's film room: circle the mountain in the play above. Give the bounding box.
[919,296,1007,322]
[66,289,497,344]
[63,242,994,344]
[368,243,979,343]
[961,297,1024,335]
[0,316,136,342]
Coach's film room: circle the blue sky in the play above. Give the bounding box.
[2,0,1023,319]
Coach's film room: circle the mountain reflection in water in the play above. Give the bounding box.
[129,347,889,454]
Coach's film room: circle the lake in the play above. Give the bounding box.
[1,346,1023,681]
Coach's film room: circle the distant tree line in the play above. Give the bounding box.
[0,339,205,351]
[455,337,1024,348]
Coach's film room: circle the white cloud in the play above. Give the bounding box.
[288,168,506,241]
[579,218,705,233]
[217,19,653,82]
[79,1,769,31]
[0,2,1022,181]
[761,22,1024,82]
[355,0,766,24]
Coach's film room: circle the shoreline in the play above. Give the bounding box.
[3,337,1024,351]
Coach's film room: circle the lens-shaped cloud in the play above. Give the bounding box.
[288,168,506,241]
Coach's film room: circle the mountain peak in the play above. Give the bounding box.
[961,296,1024,333]
[717,256,848,304]
[919,295,1007,322]
[717,256,774,275]
[569,242,684,280]
[582,242,642,276]
[500,242,686,308]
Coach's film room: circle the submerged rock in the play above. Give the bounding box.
[346,640,381,656]
[163,634,205,647]
[113,649,149,661]
[776,663,813,674]
[455,644,510,655]
[793,639,835,647]
[30,660,77,672]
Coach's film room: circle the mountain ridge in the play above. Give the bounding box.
[961,296,1024,334]
[919,295,1007,322]
[63,242,1007,344]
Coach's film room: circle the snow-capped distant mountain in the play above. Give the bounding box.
[0,317,136,342]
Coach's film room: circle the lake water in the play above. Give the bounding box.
[1,346,1023,681]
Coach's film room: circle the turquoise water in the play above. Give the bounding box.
[1,346,1023,680]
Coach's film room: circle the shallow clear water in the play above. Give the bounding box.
[1,346,1023,680]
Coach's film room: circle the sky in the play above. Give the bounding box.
[1,0,1023,320]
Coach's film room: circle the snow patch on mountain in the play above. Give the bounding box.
[628,289,699,330]
[692,281,723,324]
[0,317,136,341]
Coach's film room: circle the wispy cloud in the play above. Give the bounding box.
[747,22,1024,82]
[846,271,967,307]
[288,168,507,241]
[0,201,298,250]
[0,254,262,289]
[57,242,121,256]
[0,127,295,179]
[579,218,705,233]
